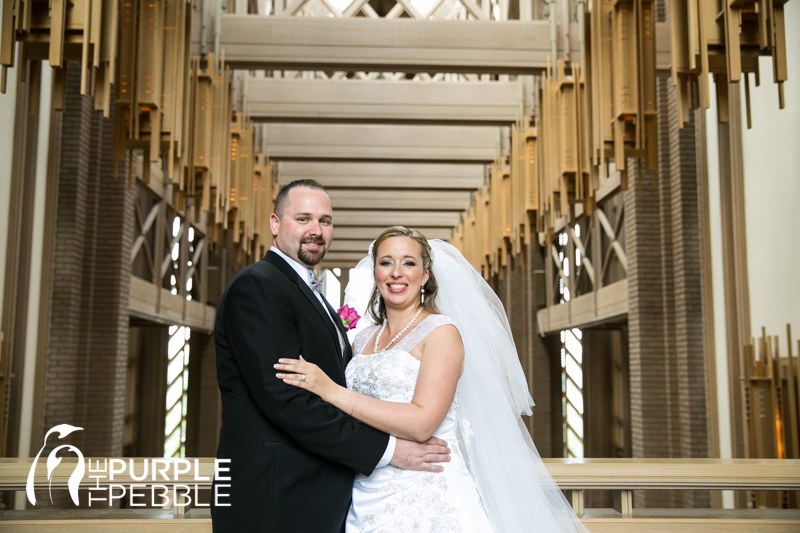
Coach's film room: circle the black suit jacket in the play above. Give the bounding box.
[211,251,390,532]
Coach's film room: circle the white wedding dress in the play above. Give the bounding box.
[344,239,589,533]
[345,314,493,533]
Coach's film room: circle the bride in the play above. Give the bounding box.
[275,226,588,532]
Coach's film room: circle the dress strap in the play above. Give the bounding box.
[353,325,381,355]
[396,314,458,353]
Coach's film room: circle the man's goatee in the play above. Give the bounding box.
[298,243,326,266]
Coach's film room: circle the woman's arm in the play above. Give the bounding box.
[276,324,464,442]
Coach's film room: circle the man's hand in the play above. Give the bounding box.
[389,437,451,472]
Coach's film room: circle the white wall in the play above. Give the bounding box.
[706,1,799,507]
[740,3,800,341]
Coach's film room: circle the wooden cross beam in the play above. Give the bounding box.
[218,16,671,73]
[247,78,529,125]
[263,123,500,162]
[277,161,485,190]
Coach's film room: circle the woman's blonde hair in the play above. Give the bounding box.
[367,226,440,324]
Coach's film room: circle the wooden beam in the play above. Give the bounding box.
[263,123,499,162]
[248,78,526,124]
[331,226,452,241]
[131,202,160,263]
[333,210,459,227]
[595,207,628,272]
[10,456,800,492]
[328,239,374,253]
[537,279,628,334]
[219,16,672,73]
[567,225,595,287]
[7,456,800,531]
[319,261,366,270]
[717,81,752,465]
[323,251,375,263]
[129,276,215,333]
[282,0,311,16]
[221,16,555,73]
[278,161,484,189]
[327,189,471,211]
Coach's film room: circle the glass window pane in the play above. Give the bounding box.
[566,379,584,413]
[164,432,181,458]
[168,354,184,384]
[566,428,584,457]
[566,357,583,388]
[164,324,192,458]
[565,333,582,362]
[166,377,183,407]
[165,405,182,435]
[168,334,184,359]
[566,404,584,438]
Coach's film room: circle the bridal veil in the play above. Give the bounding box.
[344,239,588,533]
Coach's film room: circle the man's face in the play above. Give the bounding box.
[270,187,333,268]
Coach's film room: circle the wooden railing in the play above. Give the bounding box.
[1,458,799,532]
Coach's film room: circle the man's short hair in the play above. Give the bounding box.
[273,179,327,218]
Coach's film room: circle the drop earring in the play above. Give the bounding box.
[421,287,425,304]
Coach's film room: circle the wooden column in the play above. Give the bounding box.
[584,328,614,509]
[715,80,751,469]
[695,107,722,508]
[186,330,220,459]
[27,81,63,475]
[127,325,168,457]
[1,57,42,463]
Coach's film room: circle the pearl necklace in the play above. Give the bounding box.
[374,307,423,353]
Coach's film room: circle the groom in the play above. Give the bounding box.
[211,179,451,532]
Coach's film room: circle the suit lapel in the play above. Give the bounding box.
[321,297,351,370]
[299,281,345,360]
[265,251,343,360]
[328,301,353,367]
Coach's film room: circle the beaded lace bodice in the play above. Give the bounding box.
[346,314,476,532]
[348,314,459,410]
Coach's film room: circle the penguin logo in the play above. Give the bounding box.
[26,424,85,506]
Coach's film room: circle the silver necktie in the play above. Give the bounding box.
[310,272,323,294]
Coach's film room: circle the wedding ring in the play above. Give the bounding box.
[301,374,306,383]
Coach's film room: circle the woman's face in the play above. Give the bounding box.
[374,236,429,313]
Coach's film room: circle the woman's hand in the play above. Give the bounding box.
[275,356,338,401]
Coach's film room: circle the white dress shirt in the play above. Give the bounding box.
[270,246,396,467]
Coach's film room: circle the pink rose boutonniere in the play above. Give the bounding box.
[337,305,361,331]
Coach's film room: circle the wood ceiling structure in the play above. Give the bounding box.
[202,0,674,269]
[0,0,789,273]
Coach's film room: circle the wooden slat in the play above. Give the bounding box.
[263,123,499,162]
[537,279,628,334]
[128,276,215,332]
[327,239,374,253]
[220,16,557,73]
[5,457,800,491]
[322,251,374,263]
[1,516,799,533]
[218,16,672,73]
[278,161,484,190]
[0,520,212,533]
[332,209,460,228]
[543,457,800,490]
[331,226,452,241]
[247,78,526,124]
[327,189,472,211]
